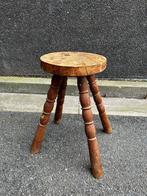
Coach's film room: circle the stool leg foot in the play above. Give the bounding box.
[77,77,103,179]
[87,75,112,134]
[31,75,63,154]
[54,76,67,124]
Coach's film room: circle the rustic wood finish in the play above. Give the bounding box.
[54,76,67,124]
[31,51,112,179]
[77,77,103,178]
[31,75,62,154]
[87,75,112,134]
[40,52,107,76]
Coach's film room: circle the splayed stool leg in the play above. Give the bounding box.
[77,76,103,178]
[31,75,63,154]
[87,75,112,134]
[54,76,67,124]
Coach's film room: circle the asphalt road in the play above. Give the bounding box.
[0,112,147,195]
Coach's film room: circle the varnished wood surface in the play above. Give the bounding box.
[77,77,103,178]
[40,52,107,76]
[54,76,67,124]
[31,75,63,154]
[87,75,112,134]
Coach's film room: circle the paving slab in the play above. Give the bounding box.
[0,112,147,195]
[0,93,147,117]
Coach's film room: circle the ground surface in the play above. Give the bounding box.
[0,112,147,196]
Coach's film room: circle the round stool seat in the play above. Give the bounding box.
[40,51,107,76]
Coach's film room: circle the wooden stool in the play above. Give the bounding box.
[31,51,112,179]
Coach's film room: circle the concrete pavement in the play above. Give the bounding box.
[0,93,147,117]
[0,77,147,98]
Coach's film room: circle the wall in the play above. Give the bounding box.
[0,0,147,79]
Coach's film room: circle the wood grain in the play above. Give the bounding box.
[40,52,107,76]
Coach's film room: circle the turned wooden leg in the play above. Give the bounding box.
[54,76,67,124]
[31,75,63,154]
[77,76,103,178]
[87,75,112,134]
